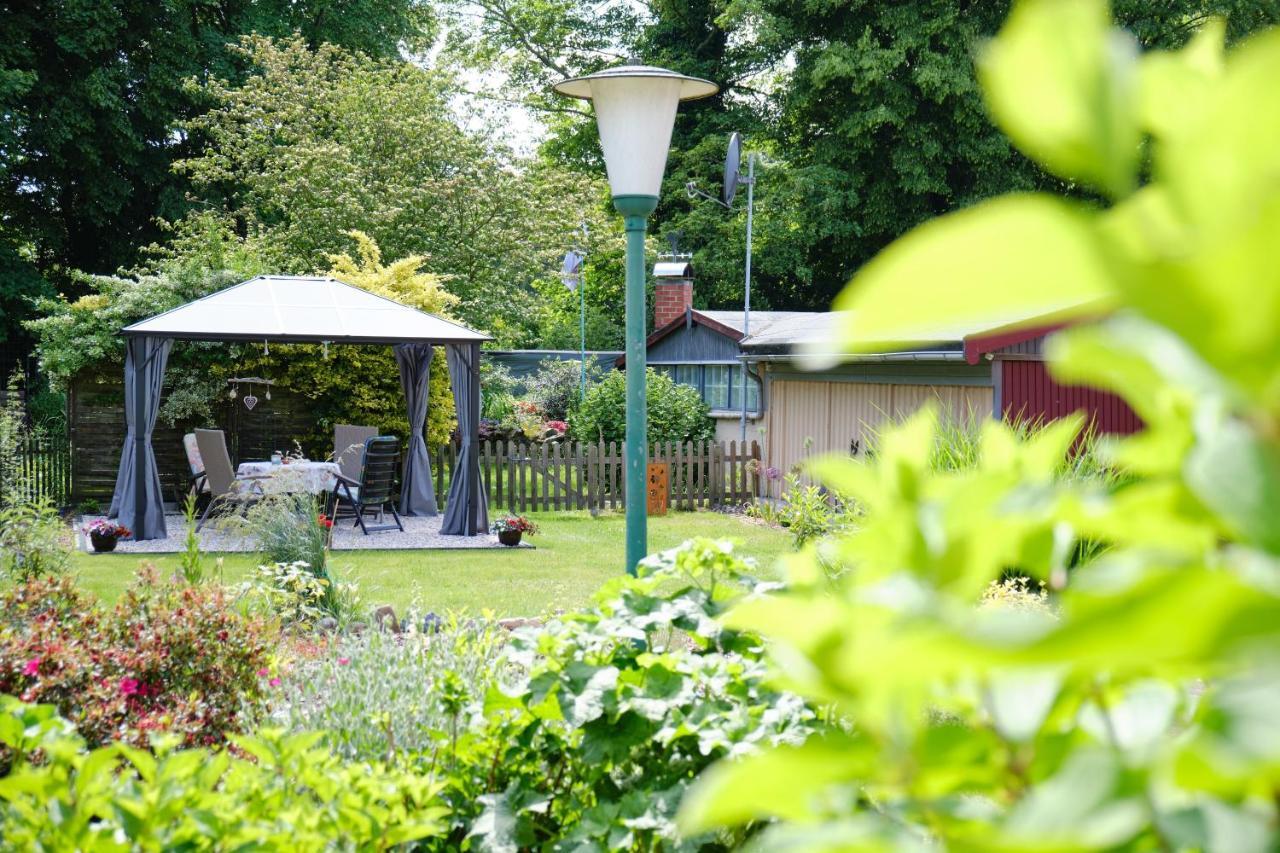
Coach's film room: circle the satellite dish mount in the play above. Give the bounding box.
[685,132,757,446]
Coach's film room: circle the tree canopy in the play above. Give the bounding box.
[0,0,437,348]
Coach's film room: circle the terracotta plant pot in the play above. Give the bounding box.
[498,530,522,547]
[90,531,119,553]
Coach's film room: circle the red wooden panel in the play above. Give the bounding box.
[1001,361,1141,435]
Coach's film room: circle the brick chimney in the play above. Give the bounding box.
[653,258,694,329]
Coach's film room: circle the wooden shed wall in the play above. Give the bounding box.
[648,322,741,363]
[69,377,314,504]
[763,379,992,496]
[999,360,1141,434]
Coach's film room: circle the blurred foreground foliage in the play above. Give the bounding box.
[680,1,1280,849]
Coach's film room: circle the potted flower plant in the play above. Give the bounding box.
[491,515,537,547]
[84,519,131,552]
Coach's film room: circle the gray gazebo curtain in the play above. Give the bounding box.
[109,335,173,539]
[441,342,488,535]
[394,343,438,516]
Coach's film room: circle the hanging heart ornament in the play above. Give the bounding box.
[243,394,259,411]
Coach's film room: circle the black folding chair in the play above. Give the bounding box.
[332,436,404,535]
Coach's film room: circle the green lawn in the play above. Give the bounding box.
[70,510,791,617]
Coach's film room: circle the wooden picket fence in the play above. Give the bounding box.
[7,433,72,507]
[430,439,761,514]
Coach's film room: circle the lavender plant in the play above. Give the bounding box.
[271,613,508,762]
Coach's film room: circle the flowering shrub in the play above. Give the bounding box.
[82,519,130,539]
[543,419,568,435]
[0,697,449,849]
[0,569,271,752]
[490,515,537,535]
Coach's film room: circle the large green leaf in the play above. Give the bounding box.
[1138,19,1224,139]
[1185,415,1280,554]
[978,0,1140,197]
[821,195,1114,358]
[677,735,877,833]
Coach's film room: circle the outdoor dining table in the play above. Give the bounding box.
[236,460,342,495]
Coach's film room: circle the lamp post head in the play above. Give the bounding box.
[553,65,717,199]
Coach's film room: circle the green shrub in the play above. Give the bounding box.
[0,697,449,850]
[749,475,859,548]
[527,356,597,421]
[0,498,72,581]
[0,570,271,751]
[272,615,507,761]
[437,540,814,850]
[571,368,713,444]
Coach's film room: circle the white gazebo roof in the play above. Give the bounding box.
[122,275,489,344]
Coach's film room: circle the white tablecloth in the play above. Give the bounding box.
[236,461,342,495]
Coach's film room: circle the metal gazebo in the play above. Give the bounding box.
[110,275,490,540]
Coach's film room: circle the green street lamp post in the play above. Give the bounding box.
[554,65,717,574]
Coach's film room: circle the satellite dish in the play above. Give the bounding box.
[560,250,585,291]
[723,132,742,207]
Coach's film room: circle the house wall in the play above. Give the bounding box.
[713,413,766,446]
[762,374,992,496]
[999,359,1141,434]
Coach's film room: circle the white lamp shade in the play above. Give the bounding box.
[554,66,717,198]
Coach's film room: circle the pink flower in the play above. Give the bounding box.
[269,677,281,688]
[337,657,350,666]
[120,678,141,697]
[257,668,269,678]
[22,658,41,677]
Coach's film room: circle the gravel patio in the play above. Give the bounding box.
[76,513,531,554]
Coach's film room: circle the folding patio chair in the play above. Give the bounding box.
[174,432,212,510]
[334,424,378,482]
[332,436,404,535]
[193,428,269,530]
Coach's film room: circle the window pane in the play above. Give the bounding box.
[675,365,700,390]
[704,365,730,409]
[726,370,761,413]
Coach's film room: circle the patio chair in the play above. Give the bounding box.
[334,424,378,482]
[193,428,269,530]
[332,436,404,535]
[174,433,212,510]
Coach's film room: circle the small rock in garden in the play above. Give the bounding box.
[498,617,542,631]
[374,605,400,633]
[317,616,338,633]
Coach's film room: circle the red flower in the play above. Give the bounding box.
[120,678,141,696]
[257,668,269,678]
[337,657,350,666]
[269,677,281,688]
[317,514,334,529]
[22,657,42,677]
